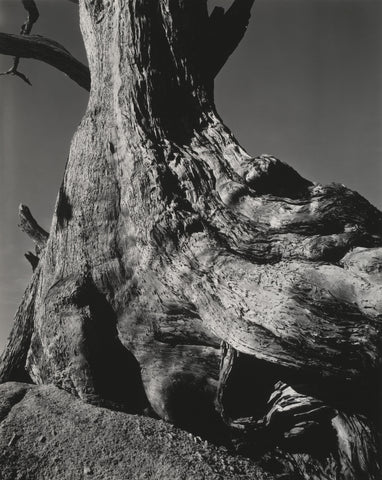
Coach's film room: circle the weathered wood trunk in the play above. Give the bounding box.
[1,1,381,478]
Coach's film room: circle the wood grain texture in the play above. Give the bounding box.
[0,1,380,477]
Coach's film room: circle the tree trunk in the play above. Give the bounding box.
[1,1,381,478]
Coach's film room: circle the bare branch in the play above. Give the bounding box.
[20,0,40,35]
[18,204,49,253]
[208,0,255,78]
[1,0,40,83]
[0,33,90,90]
[0,65,32,85]
[25,251,39,271]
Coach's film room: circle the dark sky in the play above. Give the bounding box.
[0,0,381,353]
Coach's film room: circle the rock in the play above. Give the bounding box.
[0,382,275,480]
[83,465,93,475]
[8,433,20,446]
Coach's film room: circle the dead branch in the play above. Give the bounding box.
[1,0,40,85]
[20,0,39,35]
[208,0,255,78]
[0,33,90,90]
[18,204,49,253]
[25,251,39,271]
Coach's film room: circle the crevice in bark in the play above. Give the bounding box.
[79,279,149,412]
[29,273,149,413]
[217,342,381,468]
[56,186,73,229]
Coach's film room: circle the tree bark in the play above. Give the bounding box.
[1,1,381,477]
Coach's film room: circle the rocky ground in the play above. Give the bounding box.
[0,382,289,480]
